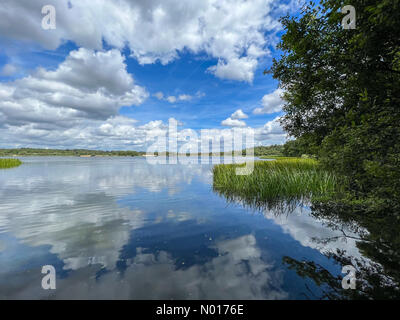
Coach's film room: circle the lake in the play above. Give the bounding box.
[0,157,392,299]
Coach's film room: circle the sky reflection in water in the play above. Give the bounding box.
[0,157,359,299]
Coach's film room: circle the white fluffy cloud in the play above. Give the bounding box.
[221,118,246,128]
[231,109,248,120]
[259,116,284,135]
[208,57,259,83]
[0,48,148,125]
[199,118,286,149]
[0,47,156,149]
[0,113,286,151]
[0,0,286,82]
[0,44,286,150]
[221,109,248,127]
[253,88,284,114]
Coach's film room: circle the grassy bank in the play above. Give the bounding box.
[213,158,340,211]
[0,159,22,169]
[259,156,298,160]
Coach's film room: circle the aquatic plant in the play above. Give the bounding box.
[0,158,22,169]
[212,159,340,212]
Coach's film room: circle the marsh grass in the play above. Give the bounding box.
[0,158,22,169]
[259,156,297,160]
[213,158,340,213]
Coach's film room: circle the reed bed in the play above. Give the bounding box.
[213,158,339,212]
[0,158,22,169]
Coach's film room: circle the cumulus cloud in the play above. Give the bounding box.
[0,0,286,82]
[259,116,285,135]
[253,88,285,114]
[251,116,286,146]
[0,47,286,150]
[221,117,246,128]
[1,114,286,151]
[221,109,248,128]
[208,57,259,83]
[231,109,248,120]
[0,113,286,151]
[0,48,148,126]
[0,48,160,150]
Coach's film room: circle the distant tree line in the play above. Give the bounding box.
[0,148,144,157]
[245,145,285,157]
[0,145,302,158]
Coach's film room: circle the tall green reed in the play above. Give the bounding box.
[0,159,22,169]
[213,159,340,213]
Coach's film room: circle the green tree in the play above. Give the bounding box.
[270,0,400,206]
[282,135,319,157]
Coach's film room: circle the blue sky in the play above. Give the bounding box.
[122,50,279,129]
[0,0,301,150]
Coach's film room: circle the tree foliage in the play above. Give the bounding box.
[250,145,284,156]
[271,0,400,205]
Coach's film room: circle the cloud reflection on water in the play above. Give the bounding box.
[0,157,364,299]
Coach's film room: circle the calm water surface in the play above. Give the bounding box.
[0,157,364,299]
